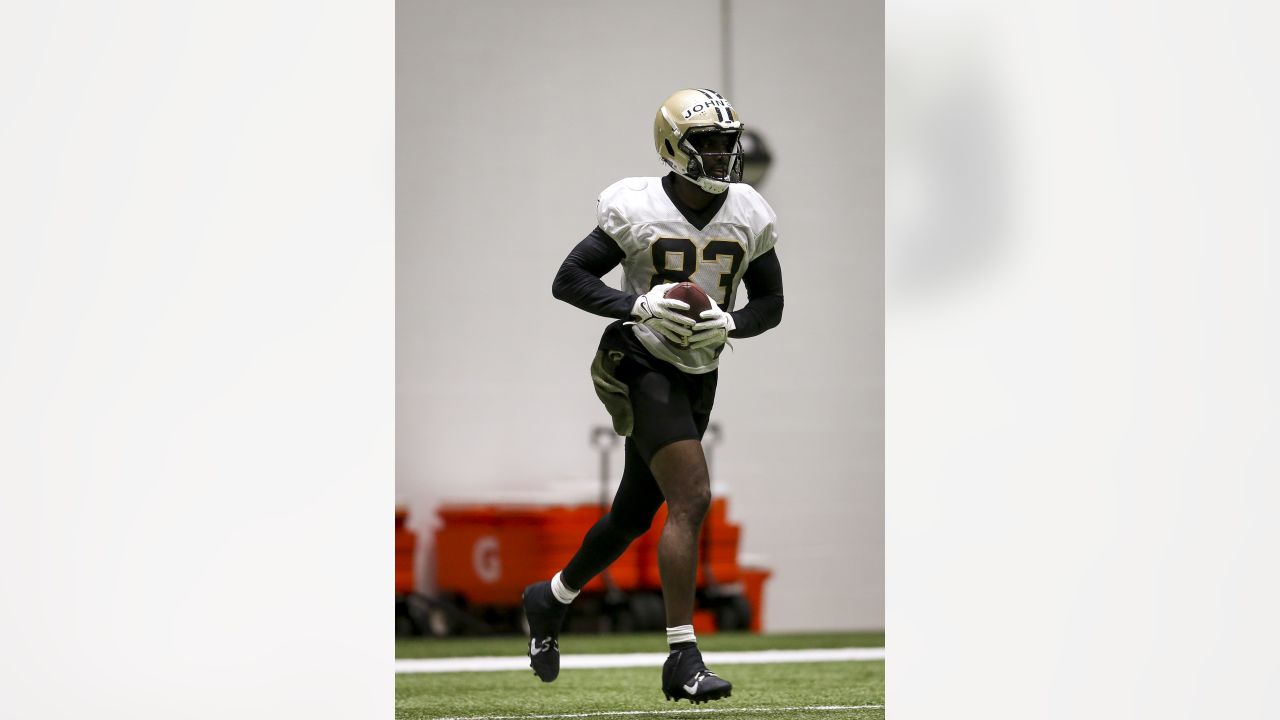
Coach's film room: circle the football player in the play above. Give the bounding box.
[523,88,784,704]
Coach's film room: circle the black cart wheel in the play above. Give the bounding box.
[629,592,667,632]
[713,593,753,631]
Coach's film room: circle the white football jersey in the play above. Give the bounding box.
[596,176,779,374]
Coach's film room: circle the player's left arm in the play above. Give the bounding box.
[726,248,784,339]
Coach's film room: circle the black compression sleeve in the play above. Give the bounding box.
[728,248,784,339]
[551,227,638,320]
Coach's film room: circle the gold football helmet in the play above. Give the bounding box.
[653,88,745,194]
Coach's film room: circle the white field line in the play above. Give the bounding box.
[395,647,885,674]
[428,705,884,720]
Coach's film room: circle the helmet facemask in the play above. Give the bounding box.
[680,128,744,193]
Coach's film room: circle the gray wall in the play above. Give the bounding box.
[397,0,883,631]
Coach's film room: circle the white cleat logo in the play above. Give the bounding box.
[682,670,717,695]
[530,638,555,656]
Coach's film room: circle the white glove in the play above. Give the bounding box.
[631,283,696,346]
[688,305,736,350]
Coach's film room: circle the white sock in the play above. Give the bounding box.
[550,572,579,604]
[666,624,696,647]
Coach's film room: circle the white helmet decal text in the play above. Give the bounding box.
[682,98,732,119]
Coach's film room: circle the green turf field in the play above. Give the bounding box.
[396,632,885,720]
[396,631,884,659]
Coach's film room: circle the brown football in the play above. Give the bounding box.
[663,282,714,322]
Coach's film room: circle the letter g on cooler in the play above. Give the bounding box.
[472,535,501,583]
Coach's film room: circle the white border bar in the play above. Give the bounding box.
[395,647,886,674]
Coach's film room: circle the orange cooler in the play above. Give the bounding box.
[435,504,644,605]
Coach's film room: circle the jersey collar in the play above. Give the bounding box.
[661,173,729,231]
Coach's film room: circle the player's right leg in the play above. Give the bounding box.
[522,573,573,682]
[525,439,664,682]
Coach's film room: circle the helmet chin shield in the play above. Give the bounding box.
[654,89,746,194]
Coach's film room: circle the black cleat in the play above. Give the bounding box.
[662,646,733,704]
[522,581,568,682]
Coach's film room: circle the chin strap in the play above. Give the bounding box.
[694,177,731,194]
